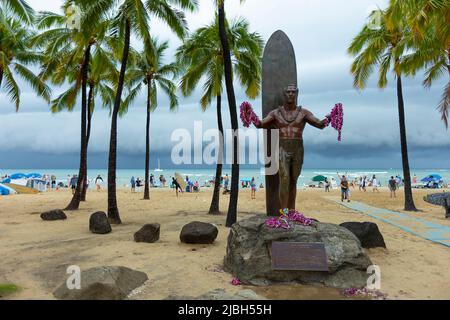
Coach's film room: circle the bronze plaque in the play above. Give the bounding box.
[271,242,329,271]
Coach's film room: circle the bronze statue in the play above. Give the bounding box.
[257,84,329,210]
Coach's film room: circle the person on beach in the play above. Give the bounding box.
[172,177,183,197]
[159,175,166,187]
[361,176,367,192]
[150,174,154,187]
[389,176,397,198]
[413,174,417,185]
[324,177,331,192]
[95,175,103,191]
[70,175,78,195]
[130,176,136,193]
[395,175,402,188]
[51,175,57,189]
[194,181,200,192]
[224,174,229,191]
[251,177,257,199]
[136,177,142,192]
[340,175,350,202]
[372,175,380,193]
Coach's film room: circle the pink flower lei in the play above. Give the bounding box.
[325,103,344,142]
[265,209,313,229]
[240,101,261,128]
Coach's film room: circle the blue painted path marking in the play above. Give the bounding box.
[325,197,450,248]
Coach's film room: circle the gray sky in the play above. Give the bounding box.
[0,0,449,169]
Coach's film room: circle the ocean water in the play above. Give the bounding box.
[1,168,449,189]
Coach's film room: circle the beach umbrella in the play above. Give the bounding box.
[26,173,42,178]
[312,175,327,182]
[10,173,26,180]
[0,184,10,195]
[421,174,443,182]
[0,183,16,195]
[1,178,11,184]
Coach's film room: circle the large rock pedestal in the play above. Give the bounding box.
[224,216,372,289]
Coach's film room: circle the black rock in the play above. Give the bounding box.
[180,221,218,244]
[134,224,160,243]
[424,192,450,207]
[40,209,67,221]
[340,222,386,249]
[445,198,450,219]
[89,212,112,234]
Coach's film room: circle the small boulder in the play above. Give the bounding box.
[134,224,160,243]
[180,221,218,244]
[89,212,112,234]
[340,222,386,249]
[40,209,67,221]
[53,266,148,300]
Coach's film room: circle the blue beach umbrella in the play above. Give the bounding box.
[10,173,27,180]
[26,173,42,178]
[421,174,443,182]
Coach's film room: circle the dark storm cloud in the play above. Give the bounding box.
[0,0,449,169]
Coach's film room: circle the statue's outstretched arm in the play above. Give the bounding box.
[256,111,275,129]
[304,109,329,129]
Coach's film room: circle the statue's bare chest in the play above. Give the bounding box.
[274,107,306,128]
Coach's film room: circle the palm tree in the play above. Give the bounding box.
[176,16,263,215]
[2,0,34,25]
[81,0,198,224]
[215,0,244,227]
[50,47,119,200]
[348,9,418,211]
[121,39,179,200]
[387,0,450,128]
[0,9,50,111]
[33,6,111,210]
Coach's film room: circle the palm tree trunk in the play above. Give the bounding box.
[209,95,223,215]
[65,44,91,210]
[396,75,417,211]
[0,69,3,88]
[143,79,152,200]
[107,19,131,224]
[81,83,95,201]
[218,2,239,227]
[86,82,94,147]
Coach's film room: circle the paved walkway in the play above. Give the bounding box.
[325,197,450,248]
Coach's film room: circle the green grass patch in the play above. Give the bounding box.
[0,284,20,297]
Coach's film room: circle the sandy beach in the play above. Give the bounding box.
[0,186,449,300]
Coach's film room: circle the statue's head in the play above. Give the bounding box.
[284,84,298,104]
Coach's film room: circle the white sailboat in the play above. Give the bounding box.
[154,158,163,172]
